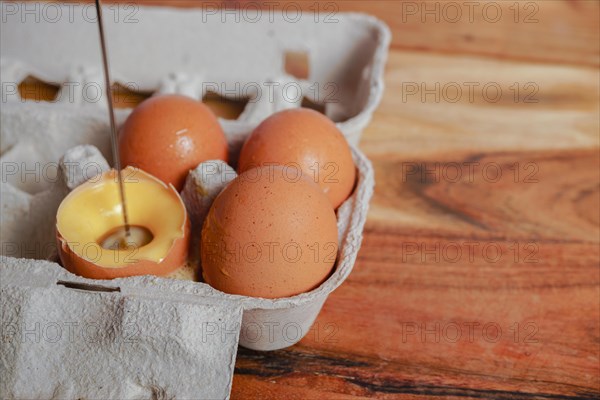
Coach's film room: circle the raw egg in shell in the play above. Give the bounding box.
[119,94,228,191]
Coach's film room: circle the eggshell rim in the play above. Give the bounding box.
[56,167,191,280]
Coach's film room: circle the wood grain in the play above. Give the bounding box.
[232,151,600,399]
[228,3,600,398]
[23,0,600,398]
[64,0,600,66]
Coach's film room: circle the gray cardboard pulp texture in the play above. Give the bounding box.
[0,4,388,399]
[0,4,391,149]
[1,257,243,399]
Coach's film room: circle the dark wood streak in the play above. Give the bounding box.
[236,347,371,372]
[345,381,599,400]
[400,162,492,231]
[235,349,599,399]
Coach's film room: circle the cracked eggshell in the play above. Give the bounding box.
[56,167,190,280]
[119,94,229,191]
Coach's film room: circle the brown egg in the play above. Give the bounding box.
[238,108,356,209]
[119,94,228,191]
[201,165,338,298]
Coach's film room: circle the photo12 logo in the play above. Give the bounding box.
[2,80,142,105]
[400,321,539,344]
[203,239,338,265]
[201,320,338,345]
[2,320,140,344]
[400,1,539,24]
[400,241,539,265]
[1,160,109,187]
[1,2,139,24]
[401,161,539,184]
[200,2,340,24]
[401,82,539,104]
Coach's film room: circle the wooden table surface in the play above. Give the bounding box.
[230,2,600,399]
[25,1,600,398]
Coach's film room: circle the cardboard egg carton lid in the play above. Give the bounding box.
[0,3,391,146]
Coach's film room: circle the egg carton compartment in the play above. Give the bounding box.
[1,3,390,151]
[0,4,381,398]
[1,99,374,343]
[0,103,374,397]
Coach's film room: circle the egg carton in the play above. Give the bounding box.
[0,4,385,399]
[0,113,374,398]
